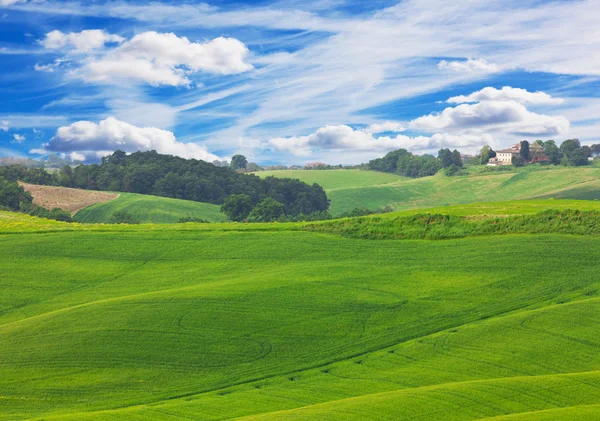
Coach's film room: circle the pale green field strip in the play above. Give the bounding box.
[73,192,226,223]
[256,168,600,215]
[1,216,600,420]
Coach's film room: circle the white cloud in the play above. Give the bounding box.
[12,133,25,142]
[269,124,490,156]
[410,100,570,136]
[0,0,26,6]
[68,152,85,162]
[42,117,220,162]
[40,29,124,53]
[79,32,253,87]
[34,58,68,72]
[0,121,8,131]
[448,86,565,105]
[438,58,499,73]
[364,121,405,134]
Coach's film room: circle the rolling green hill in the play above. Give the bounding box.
[74,192,227,223]
[256,167,600,215]
[1,201,600,420]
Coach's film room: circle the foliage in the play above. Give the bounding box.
[367,149,411,173]
[220,194,254,221]
[178,216,210,223]
[560,139,589,166]
[230,154,248,170]
[443,164,466,176]
[247,198,286,222]
[519,140,531,161]
[479,145,496,164]
[25,151,329,217]
[397,153,442,177]
[512,154,527,167]
[0,176,33,212]
[29,205,73,222]
[108,209,140,224]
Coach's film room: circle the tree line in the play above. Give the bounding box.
[367,139,598,178]
[367,148,464,177]
[0,150,330,221]
[0,175,72,221]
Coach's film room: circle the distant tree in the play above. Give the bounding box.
[438,148,454,168]
[452,150,463,167]
[246,162,261,172]
[230,155,248,170]
[591,144,600,157]
[220,194,253,221]
[560,139,588,166]
[109,209,140,224]
[520,140,531,162]
[0,177,33,211]
[248,198,286,222]
[543,140,560,165]
[582,145,593,158]
[29,206,73,222]
[512,155,527,167]
[368,149,410,173]
[479,145,496,164]
[444,164,465,176]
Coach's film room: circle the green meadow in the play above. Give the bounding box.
[2,198,600,420]
[256,167,600,215]
[74,192,226,223]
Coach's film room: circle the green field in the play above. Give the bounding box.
[74,192,226,224]
[256,167,600,215]
[2,200,600,420]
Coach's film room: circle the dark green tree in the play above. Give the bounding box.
[520,140,530,162]
[512,155,526,167]
[248,198,286,222]
[543,140,560,164]
[220,194,253,221]
[108,209,140,224]
[560,139,588,166]
[479,145,496,164]
[230,155,248,170]
[0,177,33,211]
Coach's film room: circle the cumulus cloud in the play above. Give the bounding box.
[79,32,253,87]
[0,120,8,131]
[438,58,500,73]
[269,125,489,156]
[410,100,569,136]
[40,30,124,53]
[448,86,565,105]
[39,117,220,162]
[364,121,405,134]
[12,133,25,142]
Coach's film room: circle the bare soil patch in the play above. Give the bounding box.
[19,182,119,215]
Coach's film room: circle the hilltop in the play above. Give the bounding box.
[256,167,600,215]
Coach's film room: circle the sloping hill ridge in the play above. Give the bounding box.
[1,203,600,420]
[256,167,600,215]
[74,192,226,223]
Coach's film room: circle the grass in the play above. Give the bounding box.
[73,192,227,223]
[255,167,600,215]
[1,199,600,420]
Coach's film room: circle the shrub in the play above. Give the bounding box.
[109,209,140,224]
[178,217,210,223]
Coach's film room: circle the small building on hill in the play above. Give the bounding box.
[488,144,521,166]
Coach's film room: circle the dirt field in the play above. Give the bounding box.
[20,182,119,215]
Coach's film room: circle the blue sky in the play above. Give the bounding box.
[1,0,599,165]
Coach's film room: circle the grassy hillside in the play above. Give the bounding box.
[74,192,227,223]
[255,167,600,215]
[1,201,600,420]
